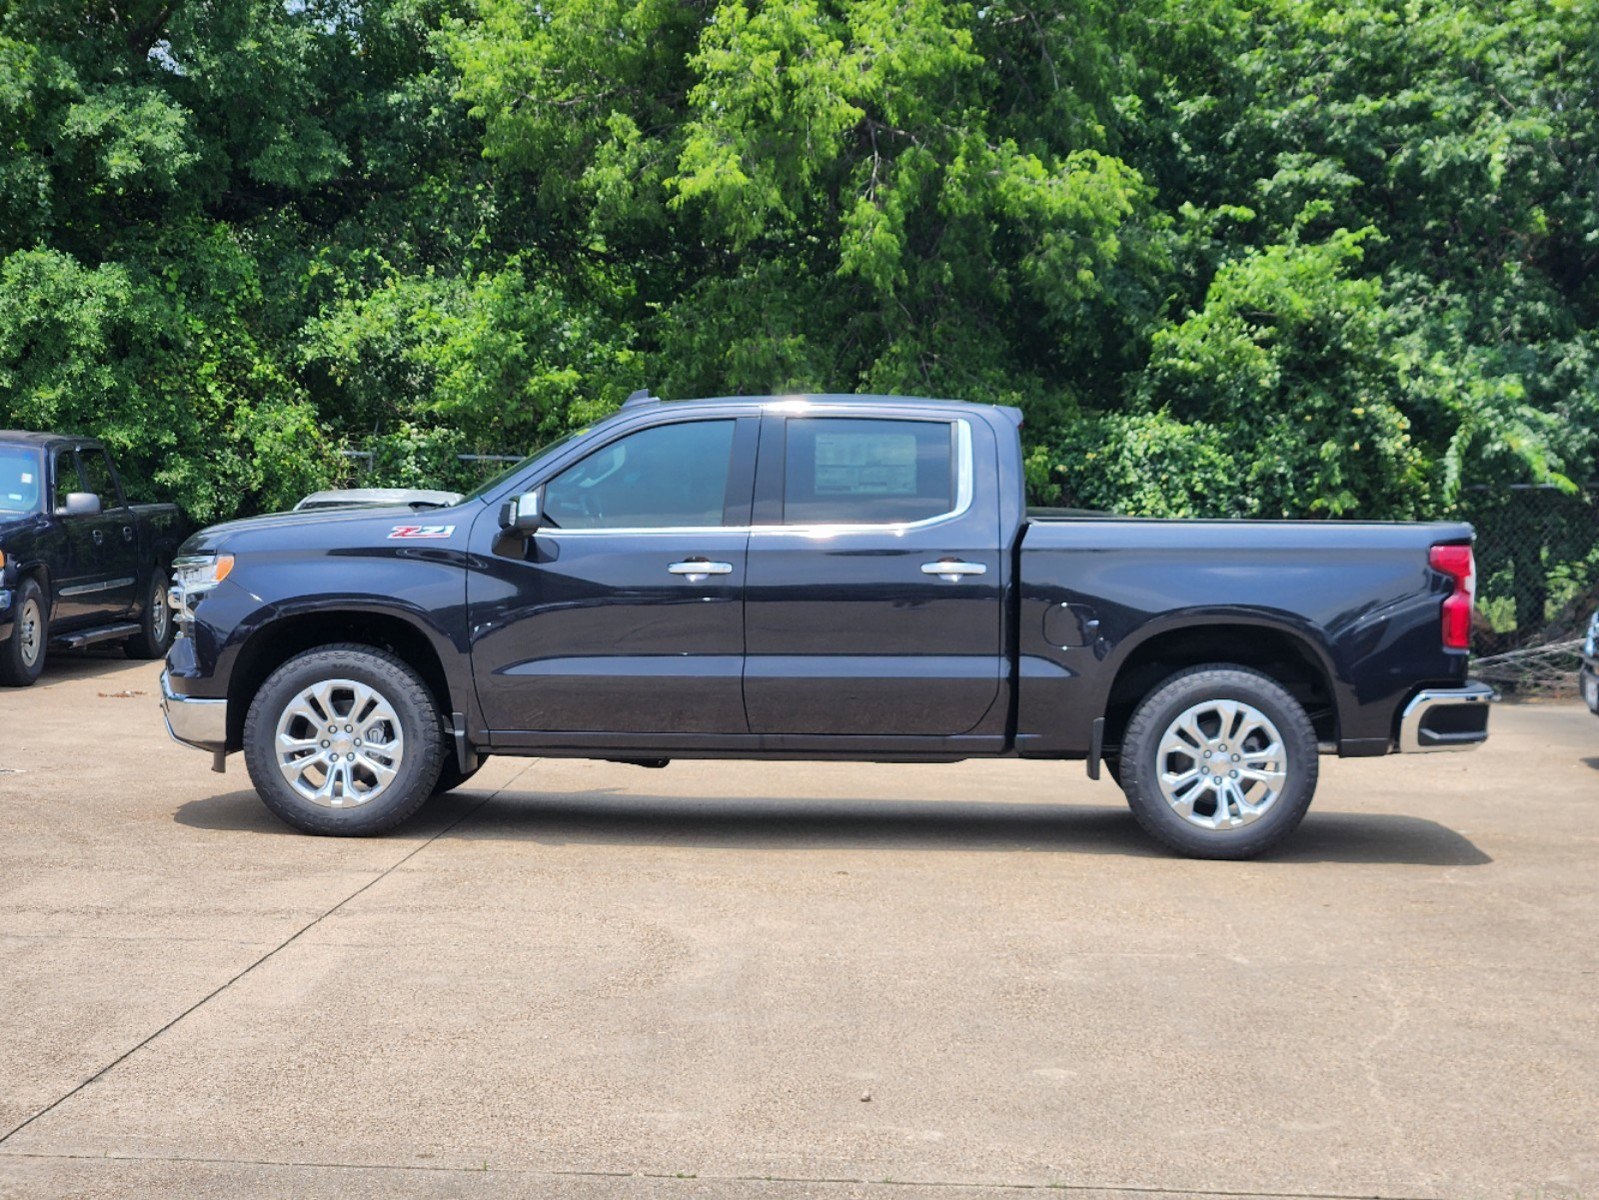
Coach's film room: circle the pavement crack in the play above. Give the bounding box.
[0,1150,1453,1199]
[0,766,527,1149]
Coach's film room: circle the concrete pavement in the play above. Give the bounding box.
[1,653,1595,1199]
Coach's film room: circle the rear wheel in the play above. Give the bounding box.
[1118,665,1318,860]
[124,569,174,659]
[243,644,447,836]
[0,578,47,687]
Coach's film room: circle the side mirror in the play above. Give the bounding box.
[498,489,542,533]
[59,492,102,518]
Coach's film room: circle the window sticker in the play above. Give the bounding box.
[813,432,918,496]
[20,473,32,485]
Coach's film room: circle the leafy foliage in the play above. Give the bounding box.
[0,0,1594,522]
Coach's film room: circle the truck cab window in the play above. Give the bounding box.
[543,420,737,529]
[53,450,78,513]
[782,418,954,525]
[79,449,121,509]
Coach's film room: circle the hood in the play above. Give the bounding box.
[179,499,480,554]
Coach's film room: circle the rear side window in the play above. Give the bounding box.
[544,419,737,529]
[782,418,954,525]
[78,449,121,508]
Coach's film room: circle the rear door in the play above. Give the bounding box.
[742,410,1005,739]
[469,413,759,742]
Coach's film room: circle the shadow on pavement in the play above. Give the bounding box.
[19,646,149,692]
[1583,757,1599,771]
[175,787,1492,866]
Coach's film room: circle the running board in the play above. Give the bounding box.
[51,622,141,650]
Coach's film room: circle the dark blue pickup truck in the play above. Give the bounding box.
[159,394,1492,858]
[1,432,184,686]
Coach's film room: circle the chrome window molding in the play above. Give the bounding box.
[542,419,975,539]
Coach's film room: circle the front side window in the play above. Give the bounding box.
[543,420,737,530]
[79,449,121,508]
[782,418,955,525]
[52,450,78,513]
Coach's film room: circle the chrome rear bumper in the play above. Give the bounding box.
[1398,681,1495,752]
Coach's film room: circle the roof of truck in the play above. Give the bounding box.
[0,431,93,449]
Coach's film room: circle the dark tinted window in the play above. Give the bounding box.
[79,449,121,507]
[544,420,737,529]
[782,418,955,525]
[52,451,77,512]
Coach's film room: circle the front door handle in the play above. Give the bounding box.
[668,560,734,582]
[921,560,987,582]
[92,528,104,546]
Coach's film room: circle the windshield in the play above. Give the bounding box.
[0,446,44,515]
[460,426,595,503]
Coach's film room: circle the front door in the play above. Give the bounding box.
[469,415,758,743]
[73,447,139,621]
[743,412,1005,739]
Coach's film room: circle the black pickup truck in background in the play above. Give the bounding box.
[0,432,184,686]
[159,393,1494,858]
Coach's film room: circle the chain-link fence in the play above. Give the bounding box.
[1455,483,1599,696]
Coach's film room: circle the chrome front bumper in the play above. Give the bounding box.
[160,667,227,756]
[1398,681,1495,752]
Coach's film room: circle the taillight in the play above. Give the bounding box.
[1430,543,1475,650]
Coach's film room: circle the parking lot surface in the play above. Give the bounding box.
[1,654,1596,1199]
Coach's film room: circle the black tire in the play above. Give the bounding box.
[433,757,484,795]
[1118,664,1319,860]
[0,577,47,687]
[243,644,447,836]
[124,568,174,659]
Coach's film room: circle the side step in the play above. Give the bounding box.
[51,622,141,650]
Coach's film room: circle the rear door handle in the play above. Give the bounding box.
[122,526,133,541]
[668,560,734,582]
[921,560,987,582]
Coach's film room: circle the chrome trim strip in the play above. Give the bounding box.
[1398,681,1495,753]
[59,575,135,597]
[159,668,228,752]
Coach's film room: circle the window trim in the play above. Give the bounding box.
[536,416,752,536]
[753,417,973,538]
[512,413,974,538]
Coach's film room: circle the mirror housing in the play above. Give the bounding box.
[498,489,542,533]
[59,492,102,518]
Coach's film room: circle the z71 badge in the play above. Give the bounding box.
[388,524,456,540]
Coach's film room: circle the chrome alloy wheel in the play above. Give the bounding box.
[275,678,405,808]
[151,576,170,643]
[17,597,41,667]
[1156,699,1288,831]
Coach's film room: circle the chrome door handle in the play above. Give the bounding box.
[122,526,133,541]
[921,560,987,582]
[91,528,104,545]
[668,560,734,581]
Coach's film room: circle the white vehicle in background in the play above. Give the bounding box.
[293,488,463,512]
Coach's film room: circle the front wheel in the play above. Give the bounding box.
[1118,665,1319,860]
[243,644,447,836]
[0,578,47,687]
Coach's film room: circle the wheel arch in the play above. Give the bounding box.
[225,609,456,752]
[1099,616,1341,757]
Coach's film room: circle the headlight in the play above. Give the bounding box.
[170,552,235,622]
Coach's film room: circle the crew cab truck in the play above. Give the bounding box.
[159,395,1493,858]
[1,432,183,686]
